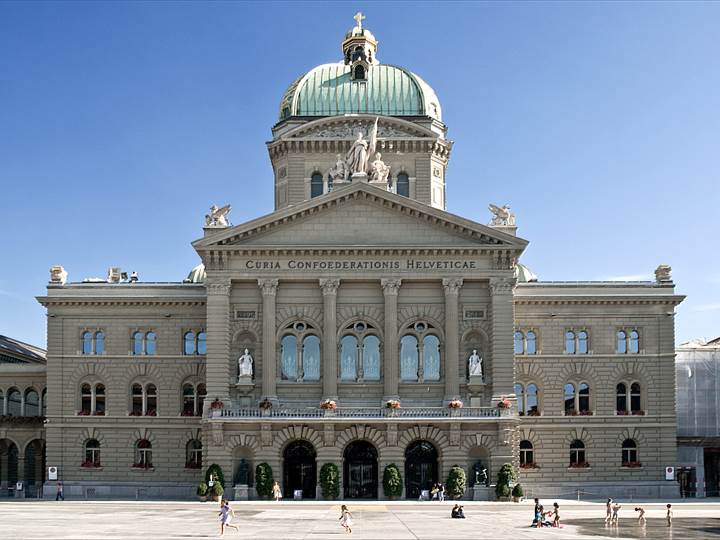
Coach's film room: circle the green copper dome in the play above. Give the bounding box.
[279,63,442,122]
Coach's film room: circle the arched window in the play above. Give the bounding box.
[95,384,105,415]
[95,331,105,354]
[578,383,590,413]
[84,439,101,467]
[81,383,92,414]
[82,331,93,355]
[563,383,575,415]
[514,331,524,354]
[183,331,196,355]
[519,440,535,467]
[362,335,381,381]
[0,389,4,415]
[422,335,441,381]
[629,330,640,354]
[302,335,321,381]
[80,383,105,416]
[621,439,639,466]
[132,332,144,355]
[400,335,418,381]
[281,335,298,380]
[182,383,206,416]
[340,335,358,381]
[616,383,627,414]
[526,383,539,416]
[565,331,576,354]
[396,173,409,197]
[41,388,47,416]
[569,440,586,467]
[514,383,525,416]
[630,382,642,413]
[526,331,537,354]
[24,388,39,416]
[353,64,365,80]
[577,331,589,354]
[185,439,202,469]
[133,439,152,468]
[7,388,21,416]
[197,331,207,355]
[311,172,324,198]
[130,383,157,416]
[616,330,627,354]
[146,332,157,355]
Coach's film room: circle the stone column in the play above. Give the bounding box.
[381,279,402,402]
[442,278,463,402]
[206,279,232,403]
[489,276,516,401]
[259,279,279,403]
[319,278,340,401]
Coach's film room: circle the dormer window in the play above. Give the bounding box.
[353,64,366,81]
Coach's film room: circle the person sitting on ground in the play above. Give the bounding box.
[666,504,673,527]
[451,504,466,519]
[635,507,646,525]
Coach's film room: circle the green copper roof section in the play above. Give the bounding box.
[279,63,442,121]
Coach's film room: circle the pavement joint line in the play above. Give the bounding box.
[391,508,420,540]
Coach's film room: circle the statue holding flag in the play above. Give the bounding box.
[345,118,378,177]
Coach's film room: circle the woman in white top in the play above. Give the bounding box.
[272,481,283,501]
[218,499,239,536]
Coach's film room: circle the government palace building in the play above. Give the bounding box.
[0,15,684,501]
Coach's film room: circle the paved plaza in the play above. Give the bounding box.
[1,500,719,539]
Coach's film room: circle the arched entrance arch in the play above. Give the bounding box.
[404,440,438,500]
[0,439,19,495]
[283,440,317,499]
[24,439,45,497]
[343,440,378,499]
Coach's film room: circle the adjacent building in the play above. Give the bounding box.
[1,15,684,500]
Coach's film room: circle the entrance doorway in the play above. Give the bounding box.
[343,441,378,499]
[404,440,438,499]
[283,440,316,499]
[704,449,720,497]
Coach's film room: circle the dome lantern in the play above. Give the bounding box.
[342,12,378,81]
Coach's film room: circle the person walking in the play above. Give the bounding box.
[272,481,282,501]
[604,498,612,524]
[339,504,354,534]
[437,482,445,502]
[666,504,673,527]
[218,499,239,536]
[430,483,439,501]
[55,481,64,501]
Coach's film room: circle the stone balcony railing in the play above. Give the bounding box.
[213,406,508,420]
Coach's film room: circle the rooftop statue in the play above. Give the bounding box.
[345,118,378,175]
[205,204,232,228]
[369,152,391,186]
[488,204,516,226]
[49,265,67,285]
[328,154,349,184]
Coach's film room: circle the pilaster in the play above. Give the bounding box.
[259,279,279,403]
[206,279,232,402]
[442,277,463,402]
[489,276,516,401]
[320,278,340,401]
[381,278,401,402]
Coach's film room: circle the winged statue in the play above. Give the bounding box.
[205,204,232,227]
[488,203,515,226]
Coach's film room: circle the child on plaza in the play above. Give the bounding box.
[218,499,239,536]
[551,502,560,527]
[339,504,354,533]
[604,498,612,524]
[634,507,646,525]
[666,504,673,526]
[611,502,621,524]
[272,481,282,501]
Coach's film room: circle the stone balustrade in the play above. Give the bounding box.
[215,406,504,420]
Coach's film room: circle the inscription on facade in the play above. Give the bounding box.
[244,259,478,271]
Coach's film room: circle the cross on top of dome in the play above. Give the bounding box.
[353,11,365,30]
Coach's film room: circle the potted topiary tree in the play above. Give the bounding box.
[255,462,274,500]
[211,482,224,502]
[512,483,524,503]
[319,463,340,500]
[205,463,225,501]
[197,481,208,502]
[446,465,466,499]
[383,464,403,500]
[495,463,515,501]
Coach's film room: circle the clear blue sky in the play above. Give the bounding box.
[1,1,718,348]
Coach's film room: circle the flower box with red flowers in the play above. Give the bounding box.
[497,398,511,409]
[78,410,91,416]
[578,410,593,416]
[623,461,642,468]
[385,400,401,409]
[93,411,105,416]
[210,399,224,410]
[259,399,273,410]
[320,399,337,410]
[616,410,629,416]
[146,409,157,417]
[81,460,101,468]
[631,410,645,416]
[181,410,196,417]
[448,400,463,409]
[132,463,153,469]
[129,411,142,417]
[569,462,590,468]
[520,463,539,469]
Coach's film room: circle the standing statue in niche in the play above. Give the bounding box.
[328,154,350,183]
[237,348,254,381]
[236,459,250,485]
[344,118,378,175]
[468,349,483,379]
[369,152,391,185]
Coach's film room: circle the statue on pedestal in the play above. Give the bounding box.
[369,152,391,185]
[237,349,254,381]
[328,154,349,184]
[345,118,378,177]
[468,349,483,379]
[235,459,250,485]
[205,204,232,227]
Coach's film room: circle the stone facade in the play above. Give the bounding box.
[2,16,685,501]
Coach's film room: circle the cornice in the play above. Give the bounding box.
[514,296,684,306]
[37,298,206,307]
